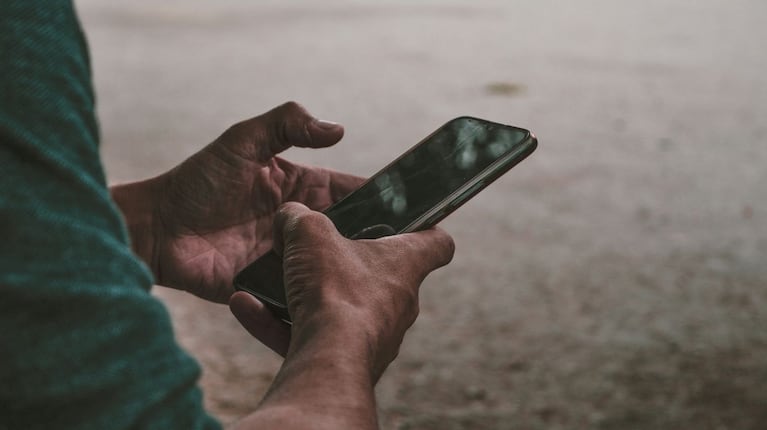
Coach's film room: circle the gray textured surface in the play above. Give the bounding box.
[79,0,767,428]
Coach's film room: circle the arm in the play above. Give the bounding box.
[237,319,378,429]
[1,2,219,428]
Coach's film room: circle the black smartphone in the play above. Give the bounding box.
[234,116,537,322]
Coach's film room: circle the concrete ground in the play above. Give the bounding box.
[79,0,767,428]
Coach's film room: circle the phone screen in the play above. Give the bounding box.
[325,117,531,237]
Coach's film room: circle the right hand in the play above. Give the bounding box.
[231,202,454,380]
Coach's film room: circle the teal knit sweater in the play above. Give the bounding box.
[0,2,221,428]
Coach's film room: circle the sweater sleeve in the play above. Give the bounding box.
[0,2,221,429]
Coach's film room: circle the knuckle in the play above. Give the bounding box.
[276,201,303,218]
[441,233,456,262]
[271,113,291,145]
[276,203,303,232]
[423,229,456,267]
[271,102,312,147]
[278,100,304,114]
[292,210,330,235]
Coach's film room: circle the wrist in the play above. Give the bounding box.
[290,305,381,380]
[257,318,378,428]
[110,176,166,278]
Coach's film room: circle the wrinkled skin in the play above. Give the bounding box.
[231,202,455,374]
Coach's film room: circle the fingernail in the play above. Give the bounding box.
[315,119,340,130]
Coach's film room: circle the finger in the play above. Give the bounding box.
[230,291,291,357]
[381,227,456,275]
[272,201,312,257]
[227,101,345,162]
[272,201,339,253]
[262,101,345,155]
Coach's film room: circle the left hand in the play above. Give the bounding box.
[118,102,364,304]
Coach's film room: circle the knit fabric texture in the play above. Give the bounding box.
[0,2,221,428]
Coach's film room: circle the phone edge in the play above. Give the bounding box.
[401,131,538,233]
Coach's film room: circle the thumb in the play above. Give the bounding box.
[223,101,344,162]
[272,201,337,257]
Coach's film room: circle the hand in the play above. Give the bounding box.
[115,102,364,304]
[231,202,455,379]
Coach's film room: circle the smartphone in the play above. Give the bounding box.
[234,116,537,322]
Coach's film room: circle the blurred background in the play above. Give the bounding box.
[78,0,767,428]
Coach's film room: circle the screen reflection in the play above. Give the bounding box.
[324,117,529,237]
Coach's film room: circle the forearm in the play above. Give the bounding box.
[236,318,379,430]
[109,177,164,274]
